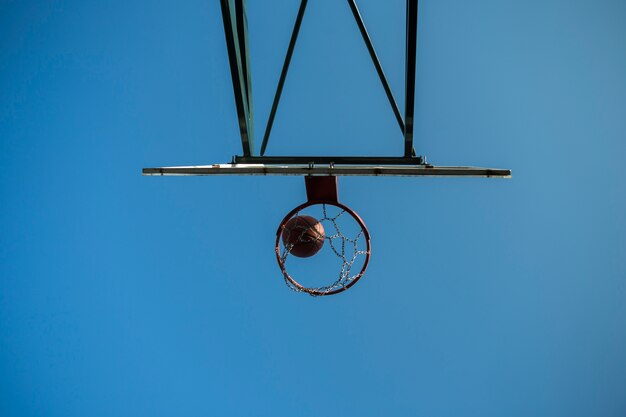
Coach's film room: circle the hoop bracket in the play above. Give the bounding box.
[305,176,338,203]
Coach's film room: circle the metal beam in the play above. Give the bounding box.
[347,0,405,134]
[260,0,308,156]
[220,0,254,156]
[143,164,512,178]
[235,0,253,146]
[234,155,424,165]
[404,0,418,157]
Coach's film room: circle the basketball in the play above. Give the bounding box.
[281,215,325,258]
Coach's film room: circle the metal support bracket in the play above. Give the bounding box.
[404,0,418,157]
[305,176,339,203]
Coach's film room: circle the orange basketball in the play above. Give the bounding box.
[281,215,325,258]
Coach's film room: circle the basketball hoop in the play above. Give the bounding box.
[275,176,371,296]
[142,0,512,298]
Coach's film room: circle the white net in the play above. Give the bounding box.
[278,203,370,296]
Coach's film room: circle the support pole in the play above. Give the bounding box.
[404,0,418,157]
[220,0,254,156]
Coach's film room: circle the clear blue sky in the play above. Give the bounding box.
[2,1,626,416]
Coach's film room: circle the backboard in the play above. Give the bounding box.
[142,0,511,179]
[142,164,510,178]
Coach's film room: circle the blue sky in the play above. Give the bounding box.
[1,1,625,416]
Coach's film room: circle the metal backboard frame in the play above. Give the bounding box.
[142,0,511,178]
[143,164,511,178]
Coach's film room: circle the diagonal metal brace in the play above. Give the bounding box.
[260,0,309,156]
[347,0,405,134]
